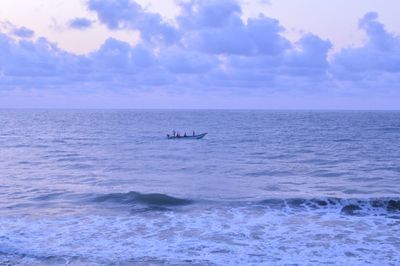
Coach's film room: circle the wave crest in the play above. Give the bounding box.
[260,197,400,215]
[93,191,193,206]
[82,192,400,216]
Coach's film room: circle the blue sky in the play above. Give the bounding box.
[0,0,399,109]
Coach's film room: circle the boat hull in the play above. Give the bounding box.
[167,133,207,139]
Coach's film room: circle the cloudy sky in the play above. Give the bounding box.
[0,0,399,109]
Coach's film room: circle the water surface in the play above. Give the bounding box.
[1,110,399,265]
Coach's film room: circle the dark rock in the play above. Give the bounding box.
[371,200,384,208]
[341,204,362,215]
[387,200,400,212]
[312,199,328,206]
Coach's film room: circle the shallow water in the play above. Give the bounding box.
[1,110,400,265]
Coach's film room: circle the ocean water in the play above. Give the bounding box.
[0,110,400,265]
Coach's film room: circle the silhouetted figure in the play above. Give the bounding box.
[184,132,187,137]
[192,131,195,136]
[173,130,176,137]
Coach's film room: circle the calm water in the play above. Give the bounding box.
[1,110,400,265]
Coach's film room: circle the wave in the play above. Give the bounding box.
[92,191,193,206]
[34,190,400,216]
[259,197,400,215]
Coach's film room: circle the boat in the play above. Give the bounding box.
[167,133,207,139]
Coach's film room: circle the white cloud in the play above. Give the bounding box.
[0,1,399,108]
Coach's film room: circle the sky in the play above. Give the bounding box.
[0,0,399,109]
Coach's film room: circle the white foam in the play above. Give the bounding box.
[1,206,399,265]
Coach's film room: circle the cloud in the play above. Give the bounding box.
[178,0,242,30]
[0,31,173,90]
[89,37,155,71]
[180,1,290,56]
[358,12,398,51]
[69,17,93,30]
[160,48,219,74]
[0,1,399,108]
[11,26,35,38]
[88,0,179,45]
[0,22,35,38]
[0,33,65,78]
[283,34,332,76]
[331,12,400,82]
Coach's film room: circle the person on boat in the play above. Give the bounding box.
[184,132,187,137]
[192,130,195,136]
[173,130,176,137]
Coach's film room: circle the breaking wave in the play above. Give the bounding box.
[88,191,400,216]
[259,197,400,215]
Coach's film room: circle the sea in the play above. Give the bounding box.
[0,110,399,265]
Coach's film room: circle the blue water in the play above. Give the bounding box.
[1,110,400,265]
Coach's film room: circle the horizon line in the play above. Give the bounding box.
[1,108,400,111]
